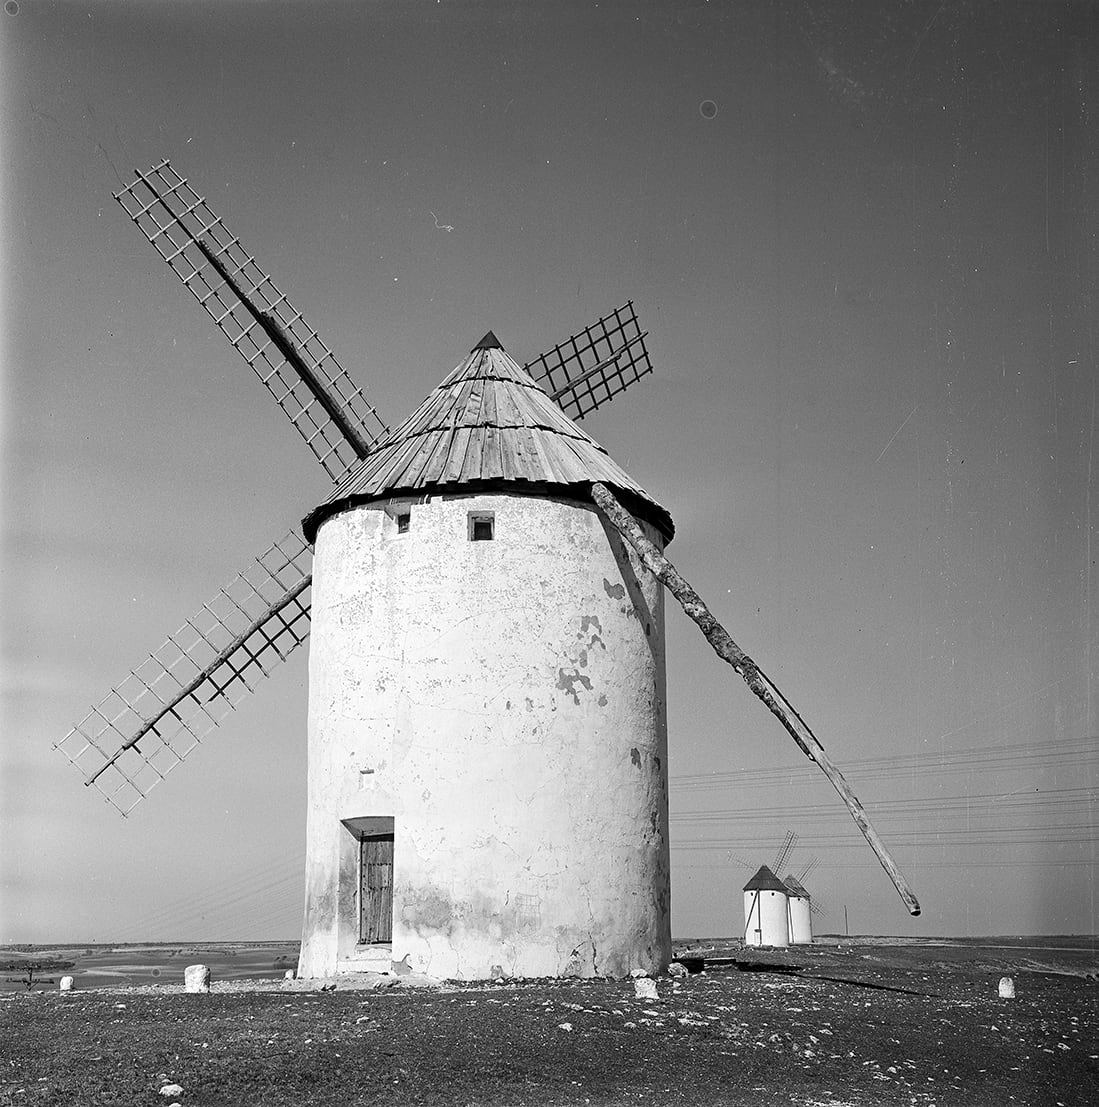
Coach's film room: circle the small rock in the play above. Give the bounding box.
[184,965,210,993]
[158,1084,183,1098]
[395,971,443,990]
[667,962,688,978]
[283,969,295,981]
[558,1022,573,1031]
[998,976,1015,999]
[634,978,659,1001]
[58,976,74,992]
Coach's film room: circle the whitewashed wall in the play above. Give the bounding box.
[743,889,790,948]
[299,491,670,980]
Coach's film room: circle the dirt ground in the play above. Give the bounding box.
[1,941,1095,1106]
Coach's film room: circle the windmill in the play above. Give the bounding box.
[733,833,822,946]
[56,159,919,982]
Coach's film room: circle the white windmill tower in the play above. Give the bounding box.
[297,331,674,979]
[742,864,789,948]
[56,160,920,982]
[781,876,812,944]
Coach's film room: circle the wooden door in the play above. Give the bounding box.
[359,834,394,943]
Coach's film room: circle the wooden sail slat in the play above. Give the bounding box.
[420,429,459,485]
[481,425,503,478]
[459,426,488,483]
[479,377,499,426]
[439,425,473,484]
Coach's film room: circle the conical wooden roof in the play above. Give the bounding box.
[303,334,673,541]
[743,865,789,894]
[783,876,810,899]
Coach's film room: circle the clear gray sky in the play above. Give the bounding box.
[2,0,1095,943]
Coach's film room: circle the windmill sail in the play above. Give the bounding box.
[772,829,799,875]
[54,530,312,815]
[114,160,388,482]
[525,301,653,422]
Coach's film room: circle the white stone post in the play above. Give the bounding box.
[184,964,211,993]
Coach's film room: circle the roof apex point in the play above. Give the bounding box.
[472,330,504,351]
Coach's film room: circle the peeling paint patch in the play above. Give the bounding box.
[597,694,608,707]
[402,884,454,933]
[630,747,642,769]
[602,578,625,600]
[556,668,593,704]
[580,614,603,637]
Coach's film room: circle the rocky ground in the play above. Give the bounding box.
[1,942,1095,1106]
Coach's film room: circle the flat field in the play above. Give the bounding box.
[1,937,1095,1106]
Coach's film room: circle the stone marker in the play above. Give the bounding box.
[998,976,1015,999]
[59,976,74,992]
[184,964,210,993]
[634,977,659,1001]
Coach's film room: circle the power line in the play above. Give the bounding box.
[670,734,1099,791]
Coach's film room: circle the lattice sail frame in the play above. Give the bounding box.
[114,159,387,482]
[54,530,312,815]
[524,301,653,422]
[772,829,799,875]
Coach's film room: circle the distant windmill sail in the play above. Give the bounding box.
[772,829,799,875]
[796,856,820,884]
[54,529,312,815]
[114,159,388,482]
[590,481,921,917]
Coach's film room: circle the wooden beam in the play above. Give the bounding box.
[590,481,921,917]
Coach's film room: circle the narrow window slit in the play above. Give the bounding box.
[469,514,495,541]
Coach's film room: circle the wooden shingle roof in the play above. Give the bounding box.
[743,865,789,894]
[303,334,673,541]
[783,876,810,899]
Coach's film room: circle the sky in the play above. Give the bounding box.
[1,0,1095,944]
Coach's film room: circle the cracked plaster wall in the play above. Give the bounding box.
[298,492,670,980]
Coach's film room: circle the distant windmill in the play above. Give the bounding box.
[735,832,822,945]
[56,160,918,982]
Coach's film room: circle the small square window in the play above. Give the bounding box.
[396,512,411,534]
[469,514,494,541]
